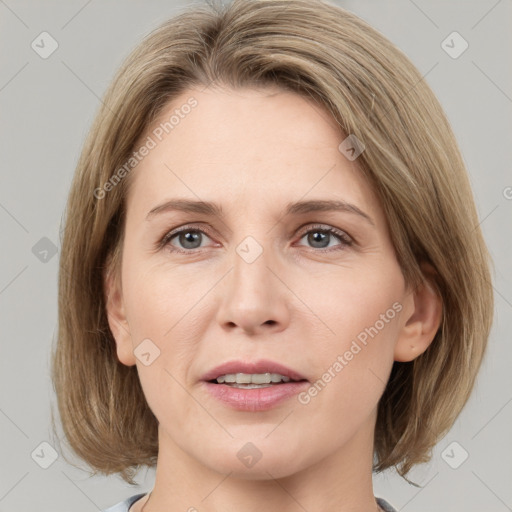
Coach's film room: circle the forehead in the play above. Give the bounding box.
[125,86,382,224]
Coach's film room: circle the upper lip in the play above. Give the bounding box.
[201,359,308,382]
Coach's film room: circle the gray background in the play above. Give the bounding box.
[0,0,511,510]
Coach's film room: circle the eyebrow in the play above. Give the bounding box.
[146,198,374,226]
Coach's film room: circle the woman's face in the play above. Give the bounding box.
[108,86,416,478]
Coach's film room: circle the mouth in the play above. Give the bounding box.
[201,359,309,411]
[201,358,309,386]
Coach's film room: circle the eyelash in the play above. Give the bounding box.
[158,223,354,254]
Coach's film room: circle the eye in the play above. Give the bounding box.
[296,224,353,251]
[160,225,215,253]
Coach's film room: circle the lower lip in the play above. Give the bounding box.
[202,381,310,411]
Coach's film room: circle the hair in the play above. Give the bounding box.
[50,0,494,485]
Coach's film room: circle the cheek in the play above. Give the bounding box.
[121,263,207,398]
[122,260,203,339]
[300,261,403,407]
[307,256,404,345]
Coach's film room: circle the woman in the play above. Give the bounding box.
[51,1,494,511]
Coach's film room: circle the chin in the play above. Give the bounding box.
[199,439,310,480]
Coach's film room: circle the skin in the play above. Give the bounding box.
[105,85,442,512]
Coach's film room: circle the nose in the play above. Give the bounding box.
[216,240,291,335]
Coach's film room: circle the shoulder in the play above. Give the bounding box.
[376,497,398,512]
[102,492,148,512]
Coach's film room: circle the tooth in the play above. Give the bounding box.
[236,373,252,383]
[232,383,273,389]
[251,373,272,384]
[214,372,294,385]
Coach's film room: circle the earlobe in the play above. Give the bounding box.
[394,264,443,362]
[104,266,136,367]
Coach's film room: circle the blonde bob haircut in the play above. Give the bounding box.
[51,0,494,484]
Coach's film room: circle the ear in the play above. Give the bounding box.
[104,264,136,367]
[394,263,443,362]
